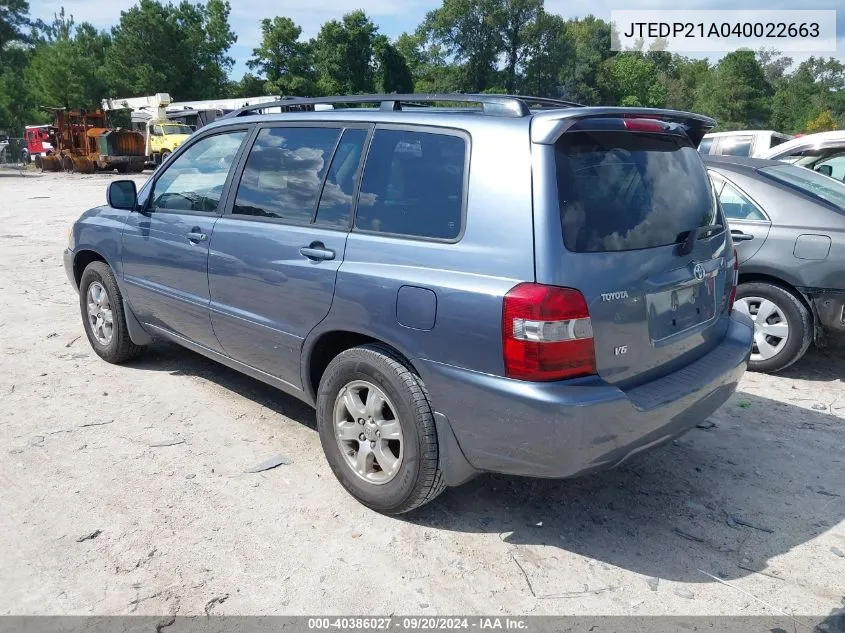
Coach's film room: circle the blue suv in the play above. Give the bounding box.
[64,94,754,514]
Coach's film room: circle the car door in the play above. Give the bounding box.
[710,171,771,263]
[121,128,250,351]
[207,123,370,388]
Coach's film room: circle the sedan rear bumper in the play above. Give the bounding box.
[419,313,753,479]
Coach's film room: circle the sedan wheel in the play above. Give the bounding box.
[734,281,812,373]
[734,296,789,362]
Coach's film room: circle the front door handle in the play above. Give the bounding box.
[731,230,754,242]
[186,230,207,243]
[299,242,335,261]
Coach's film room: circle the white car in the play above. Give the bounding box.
[698,130,792,158]
[759,130,845,183]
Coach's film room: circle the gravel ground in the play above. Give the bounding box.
[1,171,843,619]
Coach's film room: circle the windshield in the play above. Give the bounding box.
[556,131,719,253]
[162,124,193,135]
[760,164,845,210]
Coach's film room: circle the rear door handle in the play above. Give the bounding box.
[300,243,335,261]
[731,230,754,242]
[186,230,207,243]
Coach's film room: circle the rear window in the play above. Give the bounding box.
[760,163,845,210]
[556,132,718,253]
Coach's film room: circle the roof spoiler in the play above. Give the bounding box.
[531,107,716,146]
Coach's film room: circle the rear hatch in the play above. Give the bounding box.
[538,116,733,388]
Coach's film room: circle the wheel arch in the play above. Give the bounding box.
[73,248,110,288]
[303,329,423,404]
[737,272,813,314]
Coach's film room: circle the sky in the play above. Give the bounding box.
[30,0,844,80]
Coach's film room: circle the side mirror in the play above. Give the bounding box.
[107,180,138,210]
[816,164,833,177]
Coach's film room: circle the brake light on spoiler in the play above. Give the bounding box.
[503,283,596,381]
[623,118,668,132]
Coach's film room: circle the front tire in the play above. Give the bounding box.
[734,282,812,373]
[79,261,144,364]
[316,344,445,514]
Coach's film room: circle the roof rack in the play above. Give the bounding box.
[224,94,583,119]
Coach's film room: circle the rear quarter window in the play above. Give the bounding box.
[355,129,466,240]
[556,131,718,253]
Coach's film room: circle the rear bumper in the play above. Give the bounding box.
[419,313,753,479]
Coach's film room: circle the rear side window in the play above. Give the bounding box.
[556,131,717,253]
[233,127,341,222]
[718,181,767,221]
[698,138,713,154]
[355,129,466,240]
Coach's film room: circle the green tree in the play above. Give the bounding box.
[0,0,31,54]
[658,56,711,112]
[420,0,504,92]
[601,52,665,107]
[313,10,378,94]
[26,10,110,109]
[104,0,236,99]
[770,57,845,133]
[374,35,413,93]
[500,0,541,93]
[394,30,463,93]
[521,11,569,97]
[756,48,792,88]
[0,0,38,133]
[247,16,315,96]
[558,16,614,104]
[694,50,771,130]
[228,72,269,98]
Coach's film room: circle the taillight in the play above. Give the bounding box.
[502,283,596,381]
[728,248,739,312]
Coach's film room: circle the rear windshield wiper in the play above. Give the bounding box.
[677,223,723,256]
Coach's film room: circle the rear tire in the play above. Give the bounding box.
[79,261,144,364]
[316,344,445,514]
[735,282,812,373]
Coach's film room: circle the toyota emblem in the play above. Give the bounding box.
[693,263,706,280]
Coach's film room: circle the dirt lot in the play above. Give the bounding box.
[1,171,843,619]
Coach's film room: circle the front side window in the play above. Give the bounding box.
[813,153,845,182]
[355,129,466,239]
[150,131,246,213]
[233,127,341,222]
